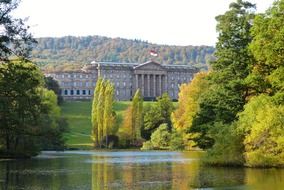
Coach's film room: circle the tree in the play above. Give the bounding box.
[143,93,174,140]
[191,0,256,149]
[0,0,35,61]
[119,89,143,147]
[38,88,69,150]
[44,76,63,104]
[0,60,67,157]
[249,0,284,102]
[141,123,171,150]
[91,78,116,148]
[171,72,209,149]
[237,95,284,167]
[131,89,143,141]
[91,78,102,147]
[0,60,43,156]
[103,80,115,147]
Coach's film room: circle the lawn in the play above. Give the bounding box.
[60,101,131,149]
[60,100,177,149]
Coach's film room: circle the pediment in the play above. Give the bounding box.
[134,61,165,71]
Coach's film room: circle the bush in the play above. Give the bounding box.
[141,141,154,150]
[170,131,184,150]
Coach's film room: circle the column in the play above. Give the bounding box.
[165,75,168,94]
[141,74,144,97]
[147,74,150,97]
[159,75,162,96]
[153,75,156,97]
[135,74,138,92]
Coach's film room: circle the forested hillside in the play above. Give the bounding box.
[31,36,215,71]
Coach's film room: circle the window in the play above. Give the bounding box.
[82,90,86,95]
[80,75,82,78]
[123,82,126,87]
[64,89,68,95]
[70,90,74,95]
[74,82,77,87]
[68,74,71,78]
[62,75,65,79]
[77,90,80,95]
[88,90,91,95]
[86,82,89,87]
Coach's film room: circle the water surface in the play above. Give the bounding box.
[0,151,284,189]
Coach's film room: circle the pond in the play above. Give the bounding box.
[0,151,284,190]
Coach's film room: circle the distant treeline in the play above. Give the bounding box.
[31,36,215,71]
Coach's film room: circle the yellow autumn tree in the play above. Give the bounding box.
[171,72,210,149]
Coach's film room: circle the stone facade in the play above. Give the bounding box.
[45,61,199,100]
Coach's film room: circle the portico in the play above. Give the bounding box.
[133,61,167,98]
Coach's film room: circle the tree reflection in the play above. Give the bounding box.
[190,165,245,189]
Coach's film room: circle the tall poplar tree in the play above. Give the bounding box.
[91,78,116,148]
[91,78,102,147]
[103,80,115,147]
[131,89,143,142]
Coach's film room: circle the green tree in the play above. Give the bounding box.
[131,89,143,142]
[0,60,67,157]
[237,95,284,167]
[249,0,284,102]
[103,80,115,147]
[91,78,102,147]
[91,78,116,148]
[191,0,256,149]
[44,76,63,104]
[143,93,174,140]
[39,88,69,150]
[141,123,171,150]
[0,0,35,60]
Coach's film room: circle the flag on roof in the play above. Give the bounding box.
[150,50,158,57]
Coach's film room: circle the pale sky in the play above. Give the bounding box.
[14,0,275,46]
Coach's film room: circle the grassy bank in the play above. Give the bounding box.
[61,100,175,149]
[61,101,131,149]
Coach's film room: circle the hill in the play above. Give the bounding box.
[31,36,215,71]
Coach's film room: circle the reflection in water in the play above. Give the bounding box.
[0,151,284,189]
[190,166,245,189]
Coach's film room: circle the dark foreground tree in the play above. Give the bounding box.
[0,61,67,157]
[0,0,35,61]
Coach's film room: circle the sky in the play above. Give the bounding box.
[14,0,275,46]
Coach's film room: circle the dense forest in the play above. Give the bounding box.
[31,36,215,71]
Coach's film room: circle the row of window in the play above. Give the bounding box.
[62,89,92,96]
[170,76,192,81]
[61,81,96,87]
[102,74,131,79]
[54,74,95,79]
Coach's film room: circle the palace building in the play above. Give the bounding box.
[45,60,199,100]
